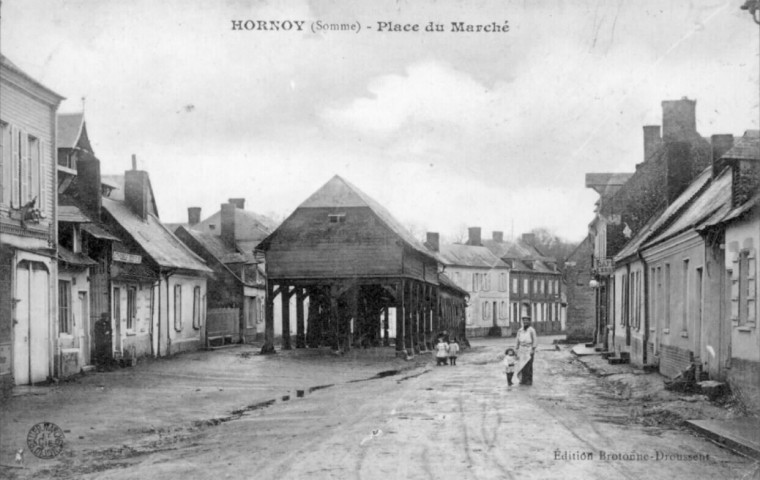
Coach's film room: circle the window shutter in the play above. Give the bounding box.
[10,126,18,207]
[731,254,740,322]
[38,141,46,215]
[749,250,756,323]
[30,139,39,207]
[20,132,29,204]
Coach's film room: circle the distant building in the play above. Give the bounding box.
[483,231,564,335]
[562,235,595,342]
[435,228,511,338]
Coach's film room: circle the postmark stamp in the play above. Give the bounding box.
[26,422,65,459]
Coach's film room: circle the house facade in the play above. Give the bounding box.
[562,235,596,342]
[434,229,511,338]
[0,56,64,388]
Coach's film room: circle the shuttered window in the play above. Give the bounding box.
[193,286,201,329]
[58,280,72,334]
[734,249,757,326]
[174,284,183,331]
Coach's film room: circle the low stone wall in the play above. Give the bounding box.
[728,357,760,415]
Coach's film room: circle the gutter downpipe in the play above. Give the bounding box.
[638,251,650,366]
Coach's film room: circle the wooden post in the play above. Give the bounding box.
[405,281,413,356]
[412,281,421,354]
[261,280,276,354]
[281,285,291,350]
[306,289,319,347]
[432,286,439,347]
[330,284,340,351]
[383,307,390,347]
[396,281,405,357]
[296,288,305,348]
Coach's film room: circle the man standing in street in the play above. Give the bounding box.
[515,316,538,385]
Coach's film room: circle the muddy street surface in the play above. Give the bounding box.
[2,338,758,479]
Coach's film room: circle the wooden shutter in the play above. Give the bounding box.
[20,131,29,204]
[731,253,740,322]
[30,138,39,206]
[10,126,18,207]
[748,250,756,324]
[38,141,46,215]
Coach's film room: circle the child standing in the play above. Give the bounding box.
[503,348,518,386]
[448,338,460,366]
[435,337,449,366]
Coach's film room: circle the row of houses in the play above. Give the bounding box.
[585,97,760,413]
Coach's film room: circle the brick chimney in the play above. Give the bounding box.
[221,202,236,247]
[467,227,482,246]
[492,231,504,243]
[75,156,102,220]
[124,154,151,221]
[188,207,201,226]
[662,98,696,141]
[228,198,245,209]
[665,142,692,204]
[710,134,734,178]
[643,125,661,162]
[426,232,440,252]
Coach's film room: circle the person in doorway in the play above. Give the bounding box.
[435,337,449,366]
[503,347,518,386]
[448,338,460,366]
[515,316,537,385]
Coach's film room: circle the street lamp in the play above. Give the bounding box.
[589,279,600,289]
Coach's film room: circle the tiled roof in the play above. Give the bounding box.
[193,208,276,244]
[438,272,469,296]
[644,167,733,247]
[57,113,85,150]
[81,222,120,241]
[102,197,211,272]
[438,244,510,269]
[179,227,255,264]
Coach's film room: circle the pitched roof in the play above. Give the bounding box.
[193,208,276,245]
[58,246,97,266]
[721,130,760,161]
[0,55,64,101]
[585,172,634,196]
[438,272,469,297]
[643,167,733,248]
[438,243,510,269]
[178,227,255,264]
[102,197,211,272]
[482,238,544,260]
[268,175,436,262]
[57,112,85,150]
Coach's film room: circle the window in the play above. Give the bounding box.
[0,122,8,204]
[500,301,507,319]
[113,287,121,326]
[58,280,72,334]
[483,273,491,291]
[512,278,518,294]
[193,286,201,329]
[174,284,182,331]
[127,287,137,330]
[499,273,507,292]
[733,249,757,325]
[512,302,518,323]
[481,301,490,321]
[665,264,671,329]
[523,279,528,294]
[328,213,346,223]
[245,297,258,328]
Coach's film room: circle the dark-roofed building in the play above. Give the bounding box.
[63,151,211,361]
[0,55,64,389]
[175,209,266,346]
[586,97,713,350]
[257,175,449,356]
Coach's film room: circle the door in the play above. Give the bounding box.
[13,260,50,385]
[492,301,497,327]
[78,291,90,365]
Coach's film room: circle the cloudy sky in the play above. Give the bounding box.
[4,0,758,242]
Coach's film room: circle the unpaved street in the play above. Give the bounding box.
[5,339,758,480]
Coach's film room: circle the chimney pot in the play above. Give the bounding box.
[221,203,236,246]
[228,198,245,209]
[662,98,696,141]
[426,232,440,252]
[467,227,482,246]
[492,231,504,242]
[711,134,734,177]
[75,157,102,220]
[131,154,137,171]
[188,207,202,226]
[643,125,661,162]
[125,169,150,220]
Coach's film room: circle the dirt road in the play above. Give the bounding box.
[4,339,758,479]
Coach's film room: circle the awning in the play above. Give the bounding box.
[110,262,158,282]
[58,205,91,223]
[58,246,97,267]
[81,223,120,241]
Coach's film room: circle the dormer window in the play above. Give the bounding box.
[328,213,346,223]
